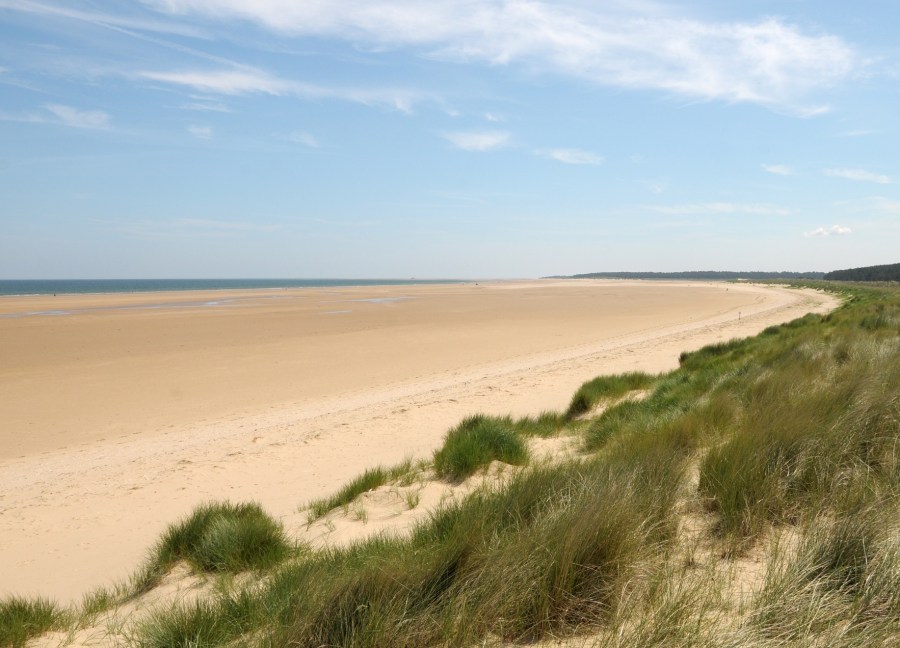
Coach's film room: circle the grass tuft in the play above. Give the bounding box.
[305,459,421,522]
[0,597,67,648]
[135,600,236,648]
[433,414,529,481]
[565,371,657,418]
[147,501,291,576]
[514,410,566,437]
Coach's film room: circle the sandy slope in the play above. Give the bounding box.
[0,280,837,602]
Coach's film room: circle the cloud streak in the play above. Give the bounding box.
[187,124,212,139]
[147,0,859,114]
[140,66,425,112]
[824,168,892,184]
[288,131,320,148]
[443,130,510,151]
[762,163,795,176]
[0,104,111,129]
[0,0,207,38]
[804,224,851,237]
[536,148,603,165]
[44,104,111,129]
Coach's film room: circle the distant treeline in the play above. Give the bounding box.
[824,263,900,282]
[551,271,825,281]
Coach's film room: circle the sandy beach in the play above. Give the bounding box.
[0,280,837,602]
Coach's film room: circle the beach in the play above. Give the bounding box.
[0,280,837,601]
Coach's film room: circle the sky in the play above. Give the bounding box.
[1,1,899,279]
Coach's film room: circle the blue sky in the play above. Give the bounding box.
[1,0,898,278]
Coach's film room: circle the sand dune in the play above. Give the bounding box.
[0,280,837,601]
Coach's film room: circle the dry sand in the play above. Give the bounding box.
[0,280,837,602]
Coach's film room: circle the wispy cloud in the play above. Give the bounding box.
[0,0,207,38]
[443,130,510,151]
[288,131,319,148]
[762,163,795,176]
[187,124,212,139]
[868,197,900,214]
[0,104,111,129]
[647,203,792,216]
[148,1,859,114]
[142,68,290,95]
[837,196,900,214]
[140,66,425,112]
[179,101,232,113]
[484,112,503,123]
[824,168,892,184]
[642,178,669,194]
[535,148,603,165]
[44,104,110,129]
[804,224,851,237]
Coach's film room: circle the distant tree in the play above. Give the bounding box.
[824,263,900,282]
[549,271,825,281]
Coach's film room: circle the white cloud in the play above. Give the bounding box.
[142,68,290,95]
[141,66,424,112]
[187,124,212,138]
[842,196,900,214]
[642,178,668,194]
[44,104,110,129]
[484,112,503,122]
[824,168,892,184]
[443,130,509,151]
[762,163,795,176]
[0,0,206,38]
[148,1,858,114]
[647,203,791,216]
[804,224,851,237]
[869,197,900,214]
[0,104,112,129]
[536,148,603,165]
[180,101,232,113]
[288,131,319,148]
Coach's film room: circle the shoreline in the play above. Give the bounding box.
[0,278,472,299]
[0,280,838,601]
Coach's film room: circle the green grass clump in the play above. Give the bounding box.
[513,410,566,437]
[698,332,900,539]
[433,415,529,481]
[307,467,390,522]
[266,455,681,646]
[306,459,421,522]
[566,371,657,418]
[147,501,291,576]
[135,600,237,648]
[748,509,900,645]
[0,597,67,648]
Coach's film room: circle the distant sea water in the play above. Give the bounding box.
[0,279,464,297]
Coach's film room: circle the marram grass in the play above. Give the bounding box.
[433,414,529,481]
[0,597,67,648]
[146,501,292,577]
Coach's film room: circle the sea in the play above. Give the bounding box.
[0,279,463,297]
